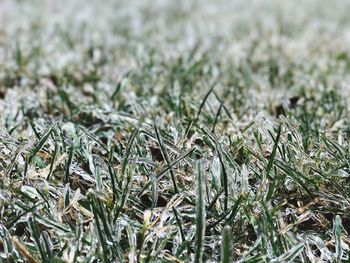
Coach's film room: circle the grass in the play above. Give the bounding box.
[1,0,350,262]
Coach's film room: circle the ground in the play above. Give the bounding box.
[1,0,350,262]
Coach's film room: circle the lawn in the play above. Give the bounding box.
[1,0,350,262]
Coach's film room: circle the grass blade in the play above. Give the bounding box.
[266,125,282,180]
[194,160,206,263]
[154,121,179,193]
[334,215,342,262]
[221,225,233,263]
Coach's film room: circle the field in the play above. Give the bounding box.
[1,0,350,262]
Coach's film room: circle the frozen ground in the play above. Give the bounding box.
[1,0,350,262]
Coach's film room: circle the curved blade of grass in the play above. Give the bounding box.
[108,144,119,202]
[121,127,139,177]
[266,125,281,180]
[154,121,178,193]
[195,82,216,122]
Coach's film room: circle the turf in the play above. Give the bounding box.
[1,0,350,262]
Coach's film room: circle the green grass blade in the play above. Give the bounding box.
[153,121,178,193]
[220,225,233,263]
[266,125,282,180]
[194,160,206,263]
